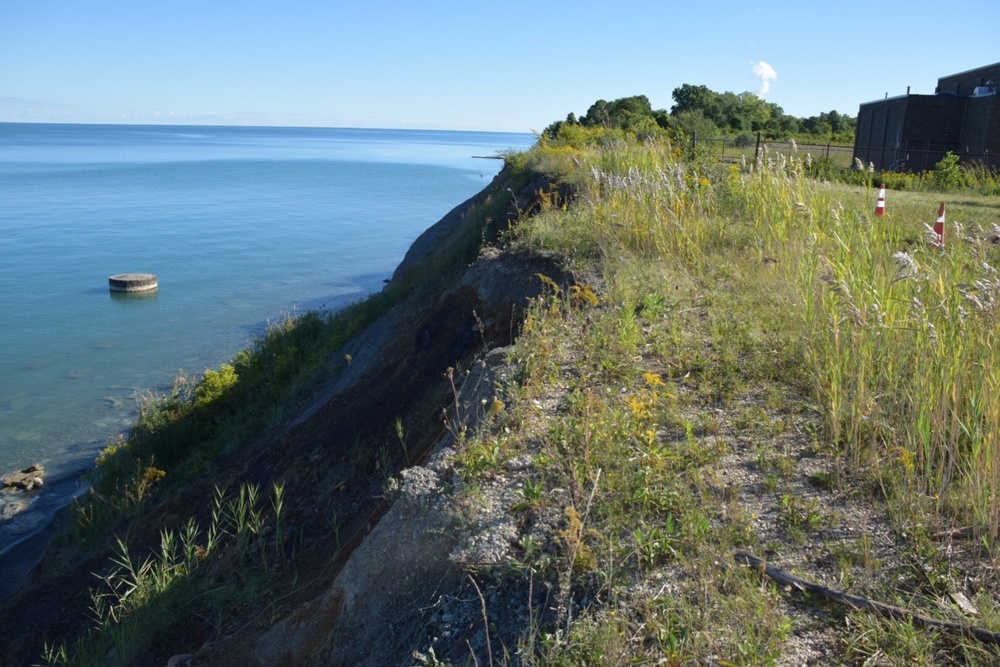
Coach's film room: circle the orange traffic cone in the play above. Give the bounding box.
[874,184,886,217]
[933,202,946,246]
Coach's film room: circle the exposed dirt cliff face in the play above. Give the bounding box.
[0,167,569,666]
[200,249,565,667]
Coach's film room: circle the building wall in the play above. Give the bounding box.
[939,62,1000,165]
[855,63,1000,171]
[854,97,907,170]
[899,95,965,170]
[987,99,1000,159]
[972,95,1000,160]
[937,63,1000,96]
[961,95,993,151]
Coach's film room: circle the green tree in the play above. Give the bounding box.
[549,86,856,145]
[672,109,720,140]
[826,110,845,134]
[670,83,854,140]
[581,95,659,133]
[737,92,772,132]
[582,99,611,127]
[933,151,966,190]
[608,95,653,127]
[671,84,721,122]
[718,92,746,132]
[542,112,582,140]
[801,114,830,136]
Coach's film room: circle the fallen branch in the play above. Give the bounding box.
[734,550,1000,646]
[931,526,974,541]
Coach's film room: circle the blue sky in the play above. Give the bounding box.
[1,0,997,132]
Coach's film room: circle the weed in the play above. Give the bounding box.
[43,483,288,665]
[513,477,545,513]
[503,135,1000,664]
[779,493,825,532]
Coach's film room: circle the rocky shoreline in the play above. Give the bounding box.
[0,463,90,598]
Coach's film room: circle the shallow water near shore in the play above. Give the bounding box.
[0,123,532,562]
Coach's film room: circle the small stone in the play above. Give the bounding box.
[166,654,194,667]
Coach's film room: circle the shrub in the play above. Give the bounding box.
[194,363,238,407]
[932,151,966,190]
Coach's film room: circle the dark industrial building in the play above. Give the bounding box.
[853,62,1000,172]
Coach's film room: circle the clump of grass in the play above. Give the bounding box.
[492,138,816,663]
[813,150,1000,197]
[43,483,287,666]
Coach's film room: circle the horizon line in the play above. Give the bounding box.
[0,118,538,136]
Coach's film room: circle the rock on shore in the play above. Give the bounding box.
[2,464,44,492]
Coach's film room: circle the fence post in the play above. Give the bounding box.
[721,136,726,161]
[826,142,831,161]
[755,131,762,166]
[691,130,697,153]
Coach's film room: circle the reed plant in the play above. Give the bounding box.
[43,483,287,666]
[832,153,1000,196]
[808,210,1000,541]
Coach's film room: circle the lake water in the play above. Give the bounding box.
[0,123,532,551]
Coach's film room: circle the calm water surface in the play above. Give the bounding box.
[0,123,532,497]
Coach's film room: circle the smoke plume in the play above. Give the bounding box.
[752,61,777,97]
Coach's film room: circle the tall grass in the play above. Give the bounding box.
[43,483,288,666]
[809,213,1000,540]
[831,154,1000,197]
[499,135,1000,662]
[523,136,1000,544]
[506,138,815,661]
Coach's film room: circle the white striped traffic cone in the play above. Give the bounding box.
[874,184,886,217]
[933,202,945,246]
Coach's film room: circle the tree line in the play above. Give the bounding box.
[544,85,856,146]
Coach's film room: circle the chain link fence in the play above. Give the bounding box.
[691,132,997,172]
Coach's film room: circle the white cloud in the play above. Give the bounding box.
[752,61,778,97]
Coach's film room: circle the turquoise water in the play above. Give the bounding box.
[0,123,532,486]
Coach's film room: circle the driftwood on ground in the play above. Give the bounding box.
[734,549,1000,647]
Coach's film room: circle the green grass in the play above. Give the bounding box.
[43,483,288,666]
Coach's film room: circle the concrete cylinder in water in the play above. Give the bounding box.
[108,273,158,293]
